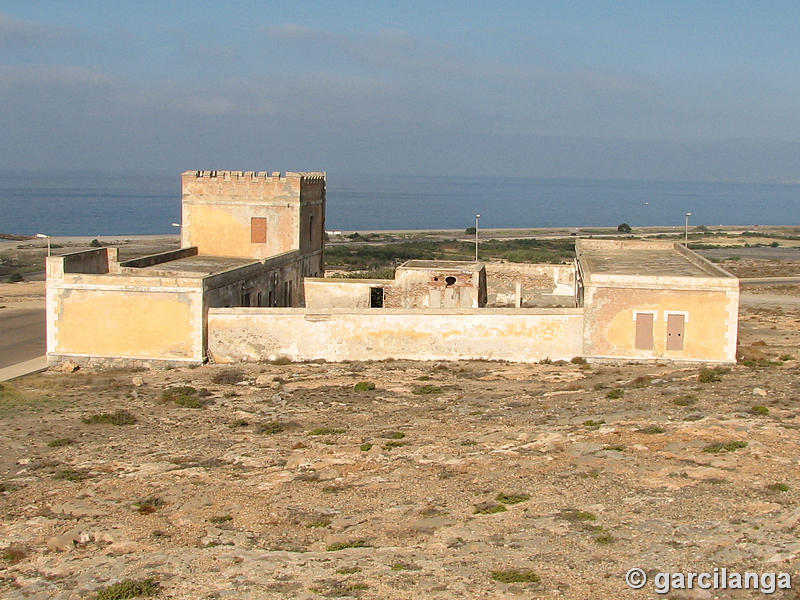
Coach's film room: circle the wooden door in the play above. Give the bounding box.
[635,313,654,350]
[666,314,685,351]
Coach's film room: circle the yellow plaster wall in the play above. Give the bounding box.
[54,289,200,359]
[185,204,296,258]
[207,308,584,363]
[584,286,737,361]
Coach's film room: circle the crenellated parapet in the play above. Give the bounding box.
[183,170,325,182]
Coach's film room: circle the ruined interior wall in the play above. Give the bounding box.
[393,267,484,309]
[46,275,204,362]
[486,262,575,306]
[208,308,584,363]
[583,285,739,362]
[304,278,393,309]
[204,252,308,309]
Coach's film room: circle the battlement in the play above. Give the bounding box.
[183,170,325,182]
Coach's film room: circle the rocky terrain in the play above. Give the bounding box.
[0,292,799,599]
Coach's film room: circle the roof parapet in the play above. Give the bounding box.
[182,170,325,182]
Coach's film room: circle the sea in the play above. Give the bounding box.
[0,171,797,236]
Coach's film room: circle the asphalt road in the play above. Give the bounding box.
[0,308,45,369]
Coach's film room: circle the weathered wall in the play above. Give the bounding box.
[204,251,307,309]
[393,264,486,309]
[485,262,576,306]
[54,247,117,275]
[299,179,325,256]
[46,270,204,363]
[583,285,739,362]
[181,171,325,260]
[304,278,393,309]
[207,308,584,363]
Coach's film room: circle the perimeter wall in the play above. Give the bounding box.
[207,307,584,363]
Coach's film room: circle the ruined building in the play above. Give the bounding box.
[46,171,739,367]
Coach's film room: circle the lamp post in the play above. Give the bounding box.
[684,212,692,245]
[475,214,481,261]
[36,233,50,257]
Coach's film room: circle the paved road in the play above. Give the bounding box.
[0,308,45,369]
[739,277,800,285]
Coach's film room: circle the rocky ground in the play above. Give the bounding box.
[1,297,799,599]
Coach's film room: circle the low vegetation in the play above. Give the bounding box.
[95,578,160,600]
[703,441,748,454]
[82,410,137,425]
[490,568,540,583]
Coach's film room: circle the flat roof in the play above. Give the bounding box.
[576,239,733,279]
[132,255,257,278]
[399,260,484,270]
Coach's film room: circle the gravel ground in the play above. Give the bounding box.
[1,298,800,599]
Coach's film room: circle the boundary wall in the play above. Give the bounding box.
[208,307,584,363]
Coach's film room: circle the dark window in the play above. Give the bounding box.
[445,276,457,287]
[370,287,384,308]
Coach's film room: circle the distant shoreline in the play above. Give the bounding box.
[3,223,799,242]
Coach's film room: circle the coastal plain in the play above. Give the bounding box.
[0,230,799,598]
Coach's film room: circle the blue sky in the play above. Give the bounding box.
[1,1,799,181]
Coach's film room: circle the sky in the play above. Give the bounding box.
[1,1,799,182]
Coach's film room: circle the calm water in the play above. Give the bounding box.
[0,171,797,236]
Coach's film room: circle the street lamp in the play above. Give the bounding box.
[684,212,692,245]
[36,233,50,257]
[475,214,481,261]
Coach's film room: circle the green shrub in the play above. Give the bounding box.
[134,497,165,514]
[673,395,697,406]
[161,386,208,408]
[47,438,74,447]
[603,444,626,452]
[354,381,375,391]
[768,483,789,492]
[617,223,632,233]
[359,442,373,452]
[605,389,623,399]
[8,272,23,283]
[595,532,615,545]
[1,545,27,563]
[570,356,587,365]
[703,441,748,453]
[698,367,729,382]
[491,569,540,583]
[388,431,405,439]
[54,468,87,481]
[474,503,507,515]
[749,405,769,416]
[209,515,232,524]
[583,419,605,429]
[629,376,651,388]
[211,369,245,385]
[82,410,136,425]
[306,518,331,528]
[496,493,530,505]
[326,540,369,551]
[383,440,405,450]
[257,421,283,435]
[308,427,346,436]
[95,578,160,599]
[412,384,442,395]
[637,425,665,434]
